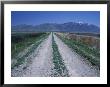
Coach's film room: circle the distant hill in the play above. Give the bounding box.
[12,22,100,33]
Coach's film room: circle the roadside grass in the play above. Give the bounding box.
[52,33,69,77]
[56,33,100,69]
[12,33,46,58]
[11,32,49,69]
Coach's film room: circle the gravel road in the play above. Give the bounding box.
[11,33,99,77]
[53,34,99,77]
[22,33,54,77]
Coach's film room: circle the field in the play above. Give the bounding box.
[55,32,100,68]
[11,32,49,69]
[11,32,100,77]
[56,32,100,49]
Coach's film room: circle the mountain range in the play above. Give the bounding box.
[12,22,100,33]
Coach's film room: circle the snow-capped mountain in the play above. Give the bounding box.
[12,22,100,33]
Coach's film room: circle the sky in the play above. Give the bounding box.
[11,11,100,27]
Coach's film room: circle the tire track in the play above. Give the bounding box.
[22,33,54,77]
[12,33,54,77]
[11,32,99,77]
[53,34,99,77]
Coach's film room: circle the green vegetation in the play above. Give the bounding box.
[11,32,49,69]
[52,33,69,77]
[56,34,100,68]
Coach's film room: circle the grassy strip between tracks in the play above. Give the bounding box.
[56,34,100,69]
[11,33,49,69]
[52,33,69,77]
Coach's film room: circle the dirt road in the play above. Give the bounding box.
[53,34,99,77]
[11,33,99,77]
[22,33,54,77]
